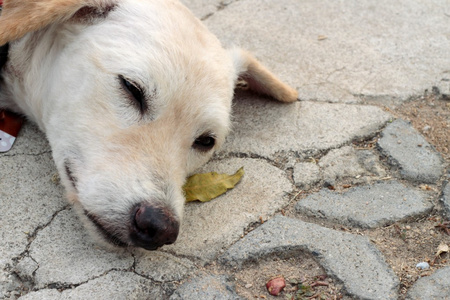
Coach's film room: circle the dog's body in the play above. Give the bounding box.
[0,0,297,250]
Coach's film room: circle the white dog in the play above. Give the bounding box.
[0,0,297,250]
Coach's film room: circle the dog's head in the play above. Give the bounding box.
[0,0,297,250]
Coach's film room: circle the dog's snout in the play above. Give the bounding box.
[130,203,179,250]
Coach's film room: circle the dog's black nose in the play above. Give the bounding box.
[130,203,179,250]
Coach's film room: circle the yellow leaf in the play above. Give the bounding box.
[183,167,244,203]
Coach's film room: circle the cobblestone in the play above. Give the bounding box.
[219,216,399,300]
[406,267,450,300]
[378,119,444,183]
[295,181,433,228]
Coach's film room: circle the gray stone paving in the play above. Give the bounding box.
[170,274,242,300]
[318,146,389,185]
[1,0,449,299]
[442,183,450,218]
[293,162,321,189]
[1,153,66,267]
[219,99,391,159]
[406,267,450,300]
[295,181,433,228]
[28,209,133,288]
[220,216,399,300]
[134,251,196,282]
[377,119,444,183]
[19,271,164,300]
[165,157,293,261]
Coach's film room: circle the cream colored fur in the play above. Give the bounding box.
[0,0,298,248]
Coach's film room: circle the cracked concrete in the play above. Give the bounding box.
[134,251,197,282]
[20,271,164,300]
[202,0,450,104]
[0,151,66,268]
[1,0,449,299]
[1,124,51,156]
[170,274,241,300]
[29,209,134,288]
[165,157,293,261]
[218,98,391,159]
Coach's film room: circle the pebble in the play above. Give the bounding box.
[416,262,430,270]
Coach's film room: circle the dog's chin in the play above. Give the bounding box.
[62,161,130,248]
[83,210,130,248]
[69,203,131,250]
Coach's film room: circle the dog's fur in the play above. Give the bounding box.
[0,0,297,250]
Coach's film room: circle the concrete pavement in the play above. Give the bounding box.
[1,0,449,299]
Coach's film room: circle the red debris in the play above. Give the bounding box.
[266,276,286,296]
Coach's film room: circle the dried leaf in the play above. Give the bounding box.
[436,243,449,257]
[326,184,335,190]
[183,167,244,203]
[420,184,432,191]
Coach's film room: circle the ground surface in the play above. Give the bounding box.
[1,0,450,299]
[368,94,450,298]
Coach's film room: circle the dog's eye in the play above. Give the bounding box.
[193,134,216,152]
[119,75,146,112]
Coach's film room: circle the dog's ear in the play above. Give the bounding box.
[0,0,117,45]
[230,48,298,102]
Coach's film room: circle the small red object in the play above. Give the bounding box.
[0,0,3,7]
[266,276,286,296]
[0,110,24,152]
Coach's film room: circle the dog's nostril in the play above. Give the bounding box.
[131,203,179,250]
[134,206,159,238]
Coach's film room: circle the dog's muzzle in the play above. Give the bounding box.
[85,202,179,250]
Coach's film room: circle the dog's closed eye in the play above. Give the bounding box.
[193,134,216,152]
[119,75,147,113]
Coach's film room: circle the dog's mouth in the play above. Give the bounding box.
[64,160,179,250]
[83,210,128,248]
[64,160,78,190]
[64,160,128,247]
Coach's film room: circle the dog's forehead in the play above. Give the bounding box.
[89,0,235,99]
[103,1,234,114]
[107,0,229,63]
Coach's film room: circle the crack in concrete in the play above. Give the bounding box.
[324,67,346,81]
[1,150,52,158]
[5,205,71,297]
[39,268,132,292]
[211,125,392,190]
[200,0,241,21]
[23,205,71,249]
[131,270,183,285]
